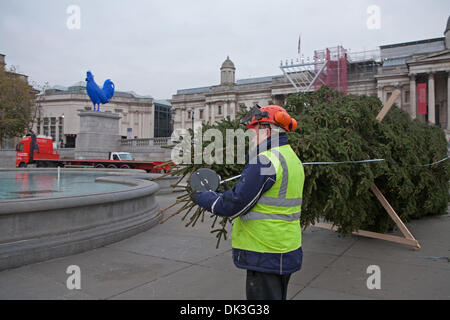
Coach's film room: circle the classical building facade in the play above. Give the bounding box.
[376,34,450,129]
[34,83,172,148]
[171,56,295,131]
[171,56,379,131]
[171,17,450,135]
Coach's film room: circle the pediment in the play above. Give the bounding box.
[407,50,450,64]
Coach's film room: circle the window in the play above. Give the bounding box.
[154,104,172,137]
[218,105,222,115]
[188,111,191,119]
[199,109,204,119]
[43,117,49,136]
[386,92,392,101]
[51,127,56,141]
[50,117,56,141]
[118,153,134,161]
[404,90,410,104]
[58,117,64,141]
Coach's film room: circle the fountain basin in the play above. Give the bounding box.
[0,168,161,271]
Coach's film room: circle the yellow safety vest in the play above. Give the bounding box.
[232,144,305,253]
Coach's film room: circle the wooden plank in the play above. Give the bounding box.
[370,184,417,240]
[314,222,421,249]
[376,89,401,122]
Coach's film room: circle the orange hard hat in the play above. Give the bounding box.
[242,105,298,132]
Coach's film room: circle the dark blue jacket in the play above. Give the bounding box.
[193,133,303,275]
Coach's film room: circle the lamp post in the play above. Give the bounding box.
[170,109,175,136]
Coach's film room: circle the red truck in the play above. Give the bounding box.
[16,135,173,173]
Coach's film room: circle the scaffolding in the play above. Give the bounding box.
[279,58,327,93]
[346,48,381,63]
[313,46,347,94]
[280,46,348,94]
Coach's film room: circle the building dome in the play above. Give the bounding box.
[221,56,235,70]
[220,56,236,85]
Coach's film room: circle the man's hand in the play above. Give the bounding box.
[190,191,200,203]
[190,190,219,213]
[189,187,201,203]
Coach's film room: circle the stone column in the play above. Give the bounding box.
[223,101,228,119]
[149,105,155,139]
[377,85,383,102]
[394,84,402,110]
[409,74,417,119]
[181,108,185,129]
[428,73,436,124]
[210,104,215,124]
[447,72,450,130]
[204,103,210,124]
[130,111,135,137]
[138,112,142,138]
[230,101,236,120]
[146,111,151,138]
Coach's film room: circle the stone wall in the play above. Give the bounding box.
[0,149,16,168]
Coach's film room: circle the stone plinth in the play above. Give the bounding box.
[75,111,121,159]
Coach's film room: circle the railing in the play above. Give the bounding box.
[120,137,171,152]
[346,49,381,63]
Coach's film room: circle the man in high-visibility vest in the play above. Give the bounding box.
[192,105,305,300]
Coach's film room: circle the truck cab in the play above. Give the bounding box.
[108,152,135,161]
[16,135,59,167]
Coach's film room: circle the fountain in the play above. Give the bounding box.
[0,168,162,271]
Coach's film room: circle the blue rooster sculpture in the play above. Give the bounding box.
[85,71,115,111]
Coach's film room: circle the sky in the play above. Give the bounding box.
[1,0,449,100]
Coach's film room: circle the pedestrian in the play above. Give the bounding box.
[191,105,305,300]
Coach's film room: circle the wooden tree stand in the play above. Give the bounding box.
[312,90,421,250]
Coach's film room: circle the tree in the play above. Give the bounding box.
[0,66,37,148]
[156,86,449,247]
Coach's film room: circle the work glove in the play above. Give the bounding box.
[190,190,219,213]
[189,186,202,203]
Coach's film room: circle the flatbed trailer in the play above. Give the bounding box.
[30,158,172,173]
[15,135,172,173]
